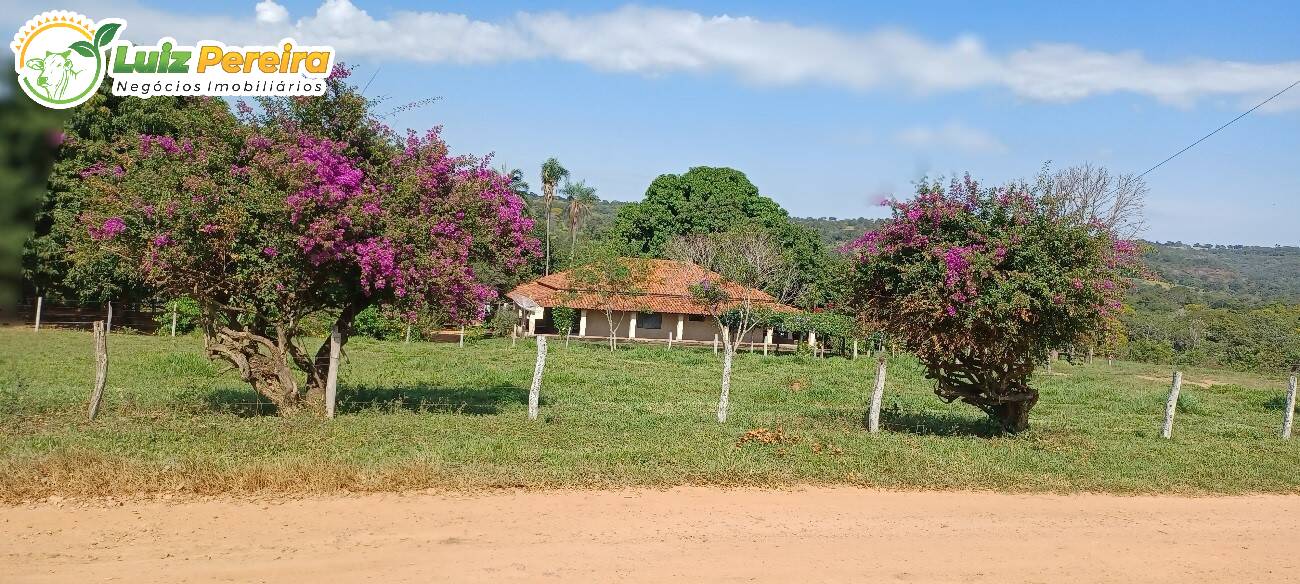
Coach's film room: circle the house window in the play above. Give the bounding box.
[687,314,707,322]
[638,312,662,329]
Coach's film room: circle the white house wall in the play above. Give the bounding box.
[566,310,770,344]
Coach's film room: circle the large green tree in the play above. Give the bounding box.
[68,68,538,412]
[0,73,66,312]
[613,166,832,308]
[24,80,227,304]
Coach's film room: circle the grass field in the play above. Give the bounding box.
[1,326,1298,500]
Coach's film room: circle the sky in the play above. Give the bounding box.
[7,1,1299,245]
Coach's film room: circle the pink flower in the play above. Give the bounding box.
[89,217,126,240]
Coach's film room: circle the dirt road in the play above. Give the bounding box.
[4,488,1299,583]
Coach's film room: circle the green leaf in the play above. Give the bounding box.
[94,23,121,48]
[69,41,96,58]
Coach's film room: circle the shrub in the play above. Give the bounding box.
[845,175,1142,431]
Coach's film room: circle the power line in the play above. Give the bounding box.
[361,66,382,96]
[1132,78,1300,181]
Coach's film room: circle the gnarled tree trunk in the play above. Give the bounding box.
[202,297,373,415]
[929,357,1040,433]
[204,325,304,412]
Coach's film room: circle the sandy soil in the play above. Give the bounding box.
[4,487,1299,583]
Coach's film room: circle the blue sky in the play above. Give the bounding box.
[9,1,1300,244]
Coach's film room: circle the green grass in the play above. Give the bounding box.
[1,327,1298,499]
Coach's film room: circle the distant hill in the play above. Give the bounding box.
[1142,242,1300,304]
[524,193,882,247]
[522,192,1300,304]
[790,217,883,248]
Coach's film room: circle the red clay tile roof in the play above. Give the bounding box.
[507,258,798,316]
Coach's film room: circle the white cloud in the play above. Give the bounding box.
[254,0,288,25]
[14,0,1300,110]
[897,123,1008,154]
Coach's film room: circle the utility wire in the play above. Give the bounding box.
[1131,78,1300,181]
[361,66,381,96]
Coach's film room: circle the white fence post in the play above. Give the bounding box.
[459,326,465,348]
[1161,371,1182,439]
[105,301,113,333]
[868,357,887,433]
[325,326,341,419]
[529,336,547,421]
[1282,374,1297,439]
[404,324,411,344]
[33,296,42,332]
[170,301,178,337]
[713,333,718,355]
[88,321,108,420]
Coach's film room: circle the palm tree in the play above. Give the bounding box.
[501,166,532,199]
[539,158,569,275]
[561,180,598,261]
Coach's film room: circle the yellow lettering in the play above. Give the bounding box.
[196,46,222,72]
[305,52,329,74]
[281,43,293,73]
[258,52,278,74]
[290,52,307,72]
[221,51,243,73]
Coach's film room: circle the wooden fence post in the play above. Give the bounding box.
[1161,371,1182,439]
[868,357,887,433]
[105,301,113,333]
[170,301,178,337]
[88,321,108,420]
[528,336,547,421]
[1282,374,1297,439]
[325,326,341,419]
[33,296,42,332]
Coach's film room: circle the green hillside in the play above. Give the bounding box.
[1141,243,1300,303]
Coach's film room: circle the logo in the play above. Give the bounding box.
[11,11,122,109]
[12,11,336,109]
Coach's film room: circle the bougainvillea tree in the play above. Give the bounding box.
[845,175,1141,431]
[73,73,537,412]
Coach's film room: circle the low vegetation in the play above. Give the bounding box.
[2,328,1297,501]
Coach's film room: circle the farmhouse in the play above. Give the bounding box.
[506,259,799,345]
